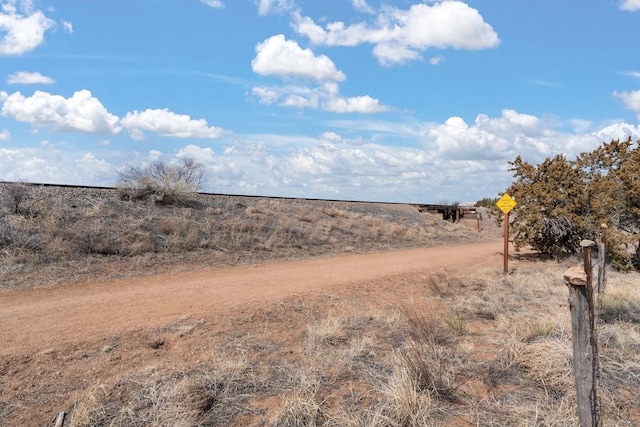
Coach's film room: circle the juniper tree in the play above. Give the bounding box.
[506,138,640,270]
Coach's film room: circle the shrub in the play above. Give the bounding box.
[2,181,38,216]
[475,197,499,208]
[117,157,206,206]
[507,138,640,268]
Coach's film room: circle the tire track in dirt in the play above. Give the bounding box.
[0,240,504,356]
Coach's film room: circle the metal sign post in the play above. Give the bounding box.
[496,194,517,274]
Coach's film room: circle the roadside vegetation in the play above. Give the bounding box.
[117,157,206,206]
[2,151,639,425]
[3,258,639,426]
[507,138,640,270]
[0,179,482,289]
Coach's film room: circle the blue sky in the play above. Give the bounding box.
[1,0,640,203]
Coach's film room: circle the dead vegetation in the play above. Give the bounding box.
[1,183,639,425]
[0,183,483,289]
[2,261,640,425]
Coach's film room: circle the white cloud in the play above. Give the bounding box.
[252,35,346,83]
[200,0,224,9]
[0,89,122,134]
[0,128,9,140]
[251,86,282,105]
[251,35,387,114]
[176,144,216,163]
[2,113,640,202]
[252,82,389,113]
[0,144,119,184]
[7,70,54,84]
[352,0,374,14]
[292,1,499,66]
[282,93,320,109]
[593,122,640,142]
[323,95,388,113]
[62,19,73,33]
[75,153,110,178]
[321,131,342,143]
[570,119,593,133]
[613,90,640,119]
[619,0,640,11]
[255,0,295,16]
[422,110,640,168]
[0,0,54,54]
[429,55,444,65]
[425,111,555,162]
[121,108,226,140]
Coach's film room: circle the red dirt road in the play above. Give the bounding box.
[0,240,504,357]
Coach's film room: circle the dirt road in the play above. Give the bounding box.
[0,240,504,357]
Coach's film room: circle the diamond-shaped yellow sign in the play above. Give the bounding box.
[496,193,517,214]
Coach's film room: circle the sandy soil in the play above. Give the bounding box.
[1,240,504,357]
[1,239,511,426]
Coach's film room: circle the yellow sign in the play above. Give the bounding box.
[496,193,517,214]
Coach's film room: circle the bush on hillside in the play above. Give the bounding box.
[117,157,206,206]
[2,181,36,216]
[506,138,640,269]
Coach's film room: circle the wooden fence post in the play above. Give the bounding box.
[597,224,607,294]
[53,411,66,427]
[503,212,509,274]
[564,240,600,427]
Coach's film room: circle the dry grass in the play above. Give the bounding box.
[3,263,640,426]
[0,183,482,289]
[2,183,640,426]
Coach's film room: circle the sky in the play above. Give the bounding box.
[1,0,640,203]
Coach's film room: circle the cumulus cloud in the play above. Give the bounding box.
[423,110,640,167]
[121,108,226,140]
[0,89,122,134]
[252,35,346,82]
[176,144,216,163]
[251,37,389,113]
[320,131,342,143]
[0,0,54,54]
[0,90,227,140]
[2,113,640,202]
[201,0,224,9]
[0,128,9,140]
[253,83,322,109]
[255,0,295,15]
[593,122,640,142]
[7,70,54,84]
[424,110,563,164]
[613,90,640,119]
[323,95,388,113]
[292,1,499,66]
[0,144,118,184]
[252,82,388,113]
[619,0,640,11]
[251,35,387,113]
[75,153,111,178]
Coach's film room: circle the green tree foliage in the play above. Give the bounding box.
[475,197,499,208]
[506,138,640,270]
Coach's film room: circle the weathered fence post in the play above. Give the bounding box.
[596,224,607,294]
[53,411,66,427]
[563,240,600,427]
